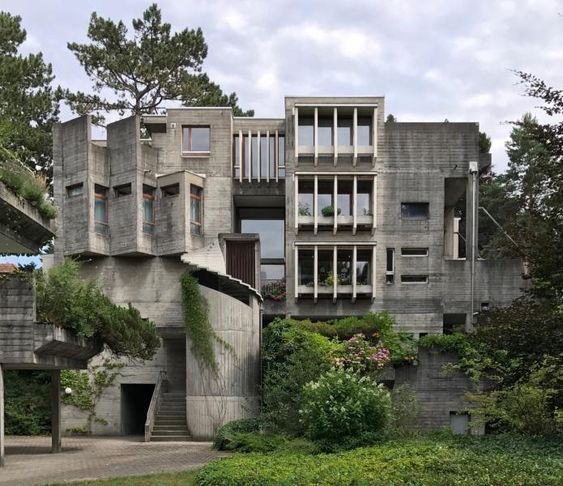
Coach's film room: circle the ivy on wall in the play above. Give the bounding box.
[180,272,232,373]
[61,359,124,433]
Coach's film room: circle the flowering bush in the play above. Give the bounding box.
[262,279,286,301]
[300,367,391,446]
[335,333,391,374]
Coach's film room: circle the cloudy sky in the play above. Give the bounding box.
[4,0,563,171]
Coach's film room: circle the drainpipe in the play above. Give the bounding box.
[468,161,479,333]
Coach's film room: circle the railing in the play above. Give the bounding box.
[144,370,167,442]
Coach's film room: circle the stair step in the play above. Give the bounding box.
[151,435,191,442]
[155,418,186,423]
[152,429,190,435]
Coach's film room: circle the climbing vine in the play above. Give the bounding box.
[180,272,232,373]
[61,359,124,433]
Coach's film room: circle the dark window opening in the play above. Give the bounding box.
[356,249,371,285]
[121,384,155,435]
[114,183,132,198]
[401,275,428,284]
[299,249,314,286]
[401,202,429,220]
[443,313,466,334]
[94,184,108,236]
[401,248,429,257]
[161,183,180,197]
[386,248,395,284]
[190,185,202,235]
[142,185,155,234]
[66,182,83,197]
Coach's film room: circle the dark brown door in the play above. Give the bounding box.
[226,240,256,288]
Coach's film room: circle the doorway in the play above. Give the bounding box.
[121,384,154,435]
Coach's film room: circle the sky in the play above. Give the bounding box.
[1,0,562,267]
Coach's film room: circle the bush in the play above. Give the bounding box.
[335,333,390,376]
[213,418,262,450]
[262,319,340,434]
[36,260,160,360]
[300,368,391,448]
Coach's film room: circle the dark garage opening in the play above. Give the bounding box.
[121,384,154,435]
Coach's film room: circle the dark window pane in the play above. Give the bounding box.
[298,180,314,216]
[337,249,352,285]
[317,180,333,216]
[401,203,429,219]
[337,179,353,216]
[356,249,371,285]
[401,275,428,283]
[299,250,314,285]
[162,184,179,196]
[318,250,333,287]
[386,248,395,272]
[94,199,106,223]
[66,183,83,197]
[114,183,132,197]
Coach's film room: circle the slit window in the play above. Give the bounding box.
[66,183,83,197]
[386,248,395,284]
[114,183,132,198]
[401,275,428,284]
[401,202,429,219]
[190,185,203,235]
[161,183,180,197]
[142,185,155,234]
[401,248,429,257]
[94,184,108,235]
[182,126,210,154]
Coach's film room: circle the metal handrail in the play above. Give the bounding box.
[144,370,166,442]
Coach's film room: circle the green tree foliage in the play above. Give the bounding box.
[0,12,59,180]
[36,260,160,360]
[4,370,51,435]
[479,131,491,153]
[65,4,252,124]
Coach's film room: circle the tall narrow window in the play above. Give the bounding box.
[337,117,353,145]
[357,179,372,216]
[190,185,203,235]
[182,126,210,154]
[357,116,373,145]
[337,249,353,285]
[233,134,241,178]
[386,248,395,284]
[356,249,371,285]
[318,249,333,289]
[298,179,314,217]
[317,179,334,217]
[278,135,285,177]
[94,184,108,236]
[143,185,155,234]
[298,249,314,286]
[298,117,314,146]
[260,135,269,178]
[318,117,333,146]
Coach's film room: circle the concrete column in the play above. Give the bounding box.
[353,108,358,166]
[257,130,261,182]
[313,245,318,303]
[352,175,358,235]
[266,130,270,182]
[247,130,252,182]
[0,363,4,467]
[333,175,338,235]
[372,245,377,301]
[313,175,318,235]
[294,246,299,300]
[294,174,299,232]
[51,370,61,453]
[333,107,338,166]
[314,107,318,166]
[238,130,243,183]
[352,245,357,302]
[294,107,299,161]
[332,245,338,303]
[373,106,378,165]
[372,175,377,233]
[275,130,279,182]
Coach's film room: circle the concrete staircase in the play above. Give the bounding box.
[150,392,191,442]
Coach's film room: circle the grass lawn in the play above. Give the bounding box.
[66,434,562,485]
[62,470,197,485]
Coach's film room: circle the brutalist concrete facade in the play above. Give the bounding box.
[53,97,526,437]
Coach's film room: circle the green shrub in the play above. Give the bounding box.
[262,319,341,435]
[418,333,470,354]
[213,417,262,450]
[36,260,160,360]
[300,368,391,448]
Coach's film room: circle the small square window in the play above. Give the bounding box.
[114,183,132,197]
[401,203,429,220]
[66,183,83,197]
[182,126,210,154]
[161,183,180,197]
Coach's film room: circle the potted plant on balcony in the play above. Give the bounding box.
[299,203,311,216]
[321,205,341,217]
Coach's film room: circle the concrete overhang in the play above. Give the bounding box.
[0,182,55,254]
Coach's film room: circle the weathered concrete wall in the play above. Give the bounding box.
[394,347,477,430]
[185,287,260,439]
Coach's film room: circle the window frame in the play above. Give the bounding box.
[142,184,156,234]
[190,185,203,236]
[400,275,429,284]
[66,182,84,198]
[94,184,109,236]
[182,126,210,156]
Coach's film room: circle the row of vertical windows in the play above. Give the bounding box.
[233,133,285,179]
[298,116,373,146]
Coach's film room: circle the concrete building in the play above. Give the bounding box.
[52,97,526,438]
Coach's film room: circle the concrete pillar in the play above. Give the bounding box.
[333,107,338,165]
[352,175,358,235]
[352,246,357,303]
[372,175,377,233]
[332,246,338,303]
[313,175,318,235]
[51,370,61,453]
[313,245,318,303]
[353,108,358,166]
[333,175,338,235]
[0,363,4,467]
[314,107,318,166]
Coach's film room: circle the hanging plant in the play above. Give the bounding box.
[180,272,232,372]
